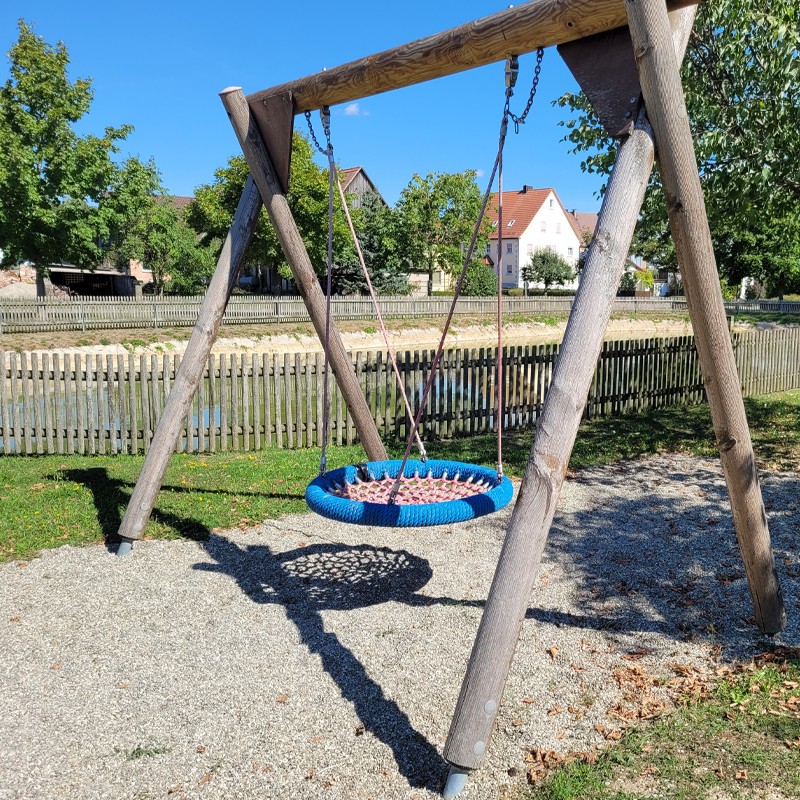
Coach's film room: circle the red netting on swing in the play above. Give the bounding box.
[330,474,492,505]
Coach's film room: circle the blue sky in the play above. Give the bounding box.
[4,1,604,213]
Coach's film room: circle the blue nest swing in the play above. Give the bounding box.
[306,459,513,528]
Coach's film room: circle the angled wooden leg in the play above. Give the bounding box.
[443,110,656,778]
[117,176,263,548]
[220,88,387,462]
[625,0,786,634]
[442,12,699,786]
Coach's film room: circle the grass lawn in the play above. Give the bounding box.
[1,390,798,564]
[524,649,800,800]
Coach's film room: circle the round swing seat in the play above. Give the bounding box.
[306,459,513,528]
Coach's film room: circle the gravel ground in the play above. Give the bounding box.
[1,454,798,800]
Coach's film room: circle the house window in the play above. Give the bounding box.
[549,199,554,208]
[568,247,573,257]
[506,242,512,254]
[556,222,561,234]
[507,219,515,227]
[485,243,491,255]
[506,264,512,274]
[541,221,546,232]
[527,243,533,254]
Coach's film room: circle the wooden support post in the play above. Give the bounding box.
[117,175,263,543]
[624,0,786,634]
[443,7,699,776]
[220,87,387,462]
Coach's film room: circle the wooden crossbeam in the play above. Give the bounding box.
[246,0,698,115]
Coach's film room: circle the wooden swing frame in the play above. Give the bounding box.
[118,0,787,781]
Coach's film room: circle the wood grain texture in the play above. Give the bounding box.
[246,0,696,114]
[625,0,786,634]
[443,6,698,771]
[117,174,262,541]
[221,88,387,462]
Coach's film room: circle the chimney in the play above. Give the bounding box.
[521,184,534,193]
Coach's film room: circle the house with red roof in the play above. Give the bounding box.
[487,186,583,290]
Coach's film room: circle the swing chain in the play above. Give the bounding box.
[305,107,332,156]
[504,47,544,134]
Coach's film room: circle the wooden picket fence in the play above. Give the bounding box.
[1,328,799,455]
[0,295,694,333]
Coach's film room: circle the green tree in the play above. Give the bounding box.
[461,260,497,296]
[186,133,353,289]
[105,157,209,295]
[522,249,574,294]
[334,190,409,295]
[554,0,800,284]
[715,214,800,300]
[395,171,488,296]
[0,20,132,270]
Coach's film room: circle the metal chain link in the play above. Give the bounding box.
[504,47,544,134]
[305,109,332,156]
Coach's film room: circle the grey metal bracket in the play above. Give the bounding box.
[558,25,643,138]
[248,90,295,194]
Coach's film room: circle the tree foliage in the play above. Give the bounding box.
[103,157,211,295]
[522,249,574,293]
[554,0,800,293]
[334,190,409,295]
[461,260,497,297]
[187,134,354,282]
[395,171,488,295]
[0,20,132,269]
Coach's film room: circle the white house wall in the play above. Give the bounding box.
[490,190,582,290]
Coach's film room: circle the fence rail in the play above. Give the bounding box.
[0,295,698,333]
[2,328,798,456]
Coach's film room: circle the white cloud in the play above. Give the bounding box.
[476,168,485,177]
[344,103,360,116]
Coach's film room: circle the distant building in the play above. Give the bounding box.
[487,186,583,290]
[338,166,385,209]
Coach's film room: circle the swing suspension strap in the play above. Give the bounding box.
[386,47,544,504]
[306,110,427,475]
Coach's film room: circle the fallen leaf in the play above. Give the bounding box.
[9,616,20,622]
[198,775,211,786]
[642,745,652,752]
[735,770,748,780]
[556,731,565,740]
[167,786,181,795]
[640,766,658,776]
[604,729,622,741]
[51,664,61,670]
[621,648,648,661]
[715,768,725,778]
[522,697,536,704]
[547,706,564,716]
[512,720,523,727]
[305,768,315,781]
[116,684,127,689]
[547,647,560,660]
[276,694,288,703]
[31,483,44,490]
[196,746,206,753]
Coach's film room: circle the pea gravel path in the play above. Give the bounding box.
[1,454,798,800]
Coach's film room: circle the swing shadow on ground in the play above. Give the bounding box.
[193,537,456,790]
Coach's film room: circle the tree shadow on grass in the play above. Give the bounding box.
[62,467,210,552]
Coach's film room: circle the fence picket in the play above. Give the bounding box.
[284,354,293,449]
[0,353,9,454]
